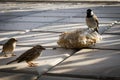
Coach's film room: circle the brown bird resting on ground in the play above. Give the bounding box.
[7,45,46,67]
[86,9,99,33]
[1,38,17,57]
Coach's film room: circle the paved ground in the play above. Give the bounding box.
[1,0,120,3]
[0,2,120,80]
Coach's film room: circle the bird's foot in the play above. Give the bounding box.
[53,47,57,50]
[28,63,38,67]
[11,54,16,56]
[4,54,8,57]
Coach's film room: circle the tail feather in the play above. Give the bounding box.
[6,59,17,65]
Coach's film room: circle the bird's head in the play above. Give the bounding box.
[8,38,18,43]
[34,45,46,50]
[86,9,94,17]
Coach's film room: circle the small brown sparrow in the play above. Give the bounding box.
[7,45,45,67]
[86,9,99,33]
[1,38,17,57]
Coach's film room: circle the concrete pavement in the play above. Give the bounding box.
[1,0,120,3]
[0,2,120,80]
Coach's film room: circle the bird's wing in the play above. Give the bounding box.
[17,48,36,62]
[94,15,99,27]
[24,51,39,61]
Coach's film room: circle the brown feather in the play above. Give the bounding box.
[1,38,17,57]
[6,45,45,65]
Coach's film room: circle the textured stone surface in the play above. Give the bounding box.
[91,24,120,50]
[0,22,44,30]
[0,46,75,75]
[91,34,120,50]
[0,3,119,80]
[0,72,36,80]
[39,76,95,80]
[104,24,120,34]
[48,49,120,77]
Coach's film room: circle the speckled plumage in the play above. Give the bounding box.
[7,45,45,67]
[1,38,17,57]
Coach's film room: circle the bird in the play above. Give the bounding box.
[86,9,99,33]
[1,38,17,57]
[7,45,46,67]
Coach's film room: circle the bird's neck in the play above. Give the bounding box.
[87,11,94,18]
[87,14,93,18]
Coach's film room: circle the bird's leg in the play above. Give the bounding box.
[27,61,38,67]
[93,43,96,46]
[94,28,99,33]
[4,54,8,57]
[88,28,90,31]
[4,52,8,57]
[11,52,16,56]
